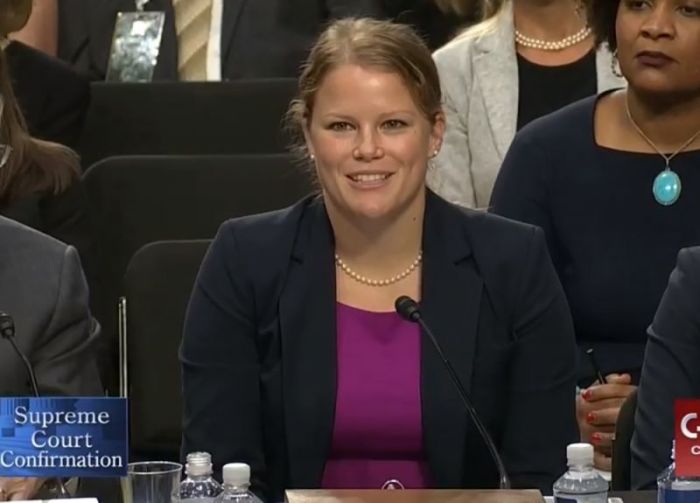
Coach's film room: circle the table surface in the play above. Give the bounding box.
[75,479,657,503]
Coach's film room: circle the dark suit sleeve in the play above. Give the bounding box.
[180,223,266,494]
[39,70,90,149]
[32,245,102,396]
[501,226,578,493]
[325,0,386,17]
[489,130,560,267]
[631,248,700,489]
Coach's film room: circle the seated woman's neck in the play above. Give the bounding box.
[513,0,586,40]
[328,205,424,279]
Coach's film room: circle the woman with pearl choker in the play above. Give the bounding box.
[491,0,700,474]
[427,0,624,209]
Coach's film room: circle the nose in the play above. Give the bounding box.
[353,126,383,161]
[640,3,676,40]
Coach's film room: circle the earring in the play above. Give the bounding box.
[432,149,439,158]
[611,50,623,78]
[309,153,315,161]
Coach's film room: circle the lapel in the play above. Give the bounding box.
[220,0,247,72]
[420,192,483,487]
[278,197,337,488]
[471,1,519,160]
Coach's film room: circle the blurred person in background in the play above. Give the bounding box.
[0,29,93,282]
[0,216,102,501]
[58,0,386,81]
[385,0,480,50]
[631,247,700,488]
[428,0,624,208]
[2,0,89,150]
[490,0,700,470]
[9,0,58,55]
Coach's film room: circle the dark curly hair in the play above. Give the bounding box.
[588,0,620,52]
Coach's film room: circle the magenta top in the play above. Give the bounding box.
[320,302,431,489]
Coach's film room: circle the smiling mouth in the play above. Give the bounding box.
[347,173,393,182]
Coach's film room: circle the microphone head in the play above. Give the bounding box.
[0,311,14,339]
[394,296,421,322]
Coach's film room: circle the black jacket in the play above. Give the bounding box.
[181,191,578,501]
[632,246,700,488]
[6,40,90,149]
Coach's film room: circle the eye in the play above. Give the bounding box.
[327,121,354,132]
[624,0,649,10]
[382,119,408,130]
[679,4,700,16]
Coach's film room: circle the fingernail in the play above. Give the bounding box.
[587,412,596,423]
[582,389,591,400]
[591,432,601,444]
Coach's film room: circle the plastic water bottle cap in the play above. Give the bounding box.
[223,463,251,487]
[567,443,594,465]
[185,451,213,476]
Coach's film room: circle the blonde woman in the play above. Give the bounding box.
[429,0,624,208]
[182,17,577,501]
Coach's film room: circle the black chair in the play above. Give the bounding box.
[83,153,313,394]
[121,240,211,462]
[612,388,639,490]
[78,80,298,169]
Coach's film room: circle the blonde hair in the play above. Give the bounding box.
[286,18,442,159]
[0,0,79,204]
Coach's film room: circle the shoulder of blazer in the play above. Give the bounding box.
[432,3,515,118]
[213,196,318,314]
[217,195,312,264]
[0,216,68,258]
[447,202,544,312]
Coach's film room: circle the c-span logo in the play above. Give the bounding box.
[676,399,700,477]
[0,397,128,477]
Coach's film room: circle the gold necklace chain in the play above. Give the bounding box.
[625,96,700,167]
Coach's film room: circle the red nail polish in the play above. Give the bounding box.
[591,433,601,444]
[587,412,596,423]
[582,389,591,400]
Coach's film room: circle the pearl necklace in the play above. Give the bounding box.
[515,26,592,51]
[334,251,422,287]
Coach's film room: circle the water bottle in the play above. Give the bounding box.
[658,441,700,502]
[219,463,262,503]
[179,452,223,503]
[552,443,608,503]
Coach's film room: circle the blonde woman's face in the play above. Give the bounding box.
[303,64,444,222]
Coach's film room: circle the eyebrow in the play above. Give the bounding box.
[320,110,418,120]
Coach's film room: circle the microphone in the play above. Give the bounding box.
[395,296,511,490]
[0,311,39,397]
[1,311,70,497]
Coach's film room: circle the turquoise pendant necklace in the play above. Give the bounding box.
[625,98,700,206]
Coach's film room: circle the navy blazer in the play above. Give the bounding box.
[632,246,700,489]
[180,191,578,501]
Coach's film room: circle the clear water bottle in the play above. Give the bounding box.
[219,463,262,503]
[179,452,223,503]
[553,443,608,503]
[657,441,700,502]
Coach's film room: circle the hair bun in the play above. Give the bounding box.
[0,0,33,36]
